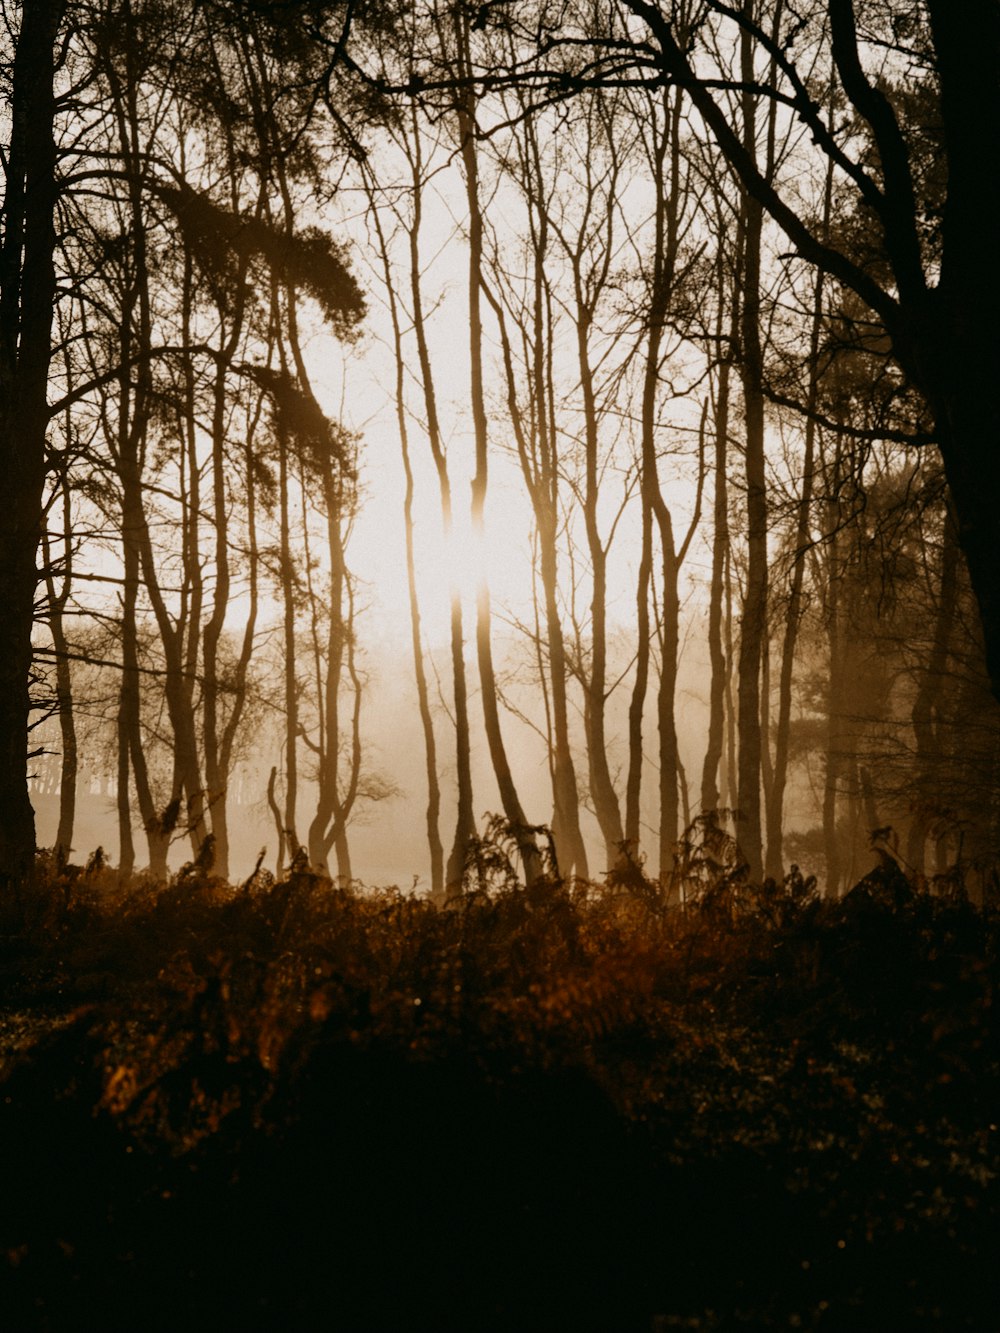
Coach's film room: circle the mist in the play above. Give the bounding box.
[2,3,999,1330]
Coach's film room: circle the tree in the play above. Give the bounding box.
[614,0,1000,702]
[452,10,543,884]
[363,146,446,899]
[481,99,591,880]
[0,0,64,879]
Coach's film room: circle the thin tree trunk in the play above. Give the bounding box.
[42,483,76,860]
[455,26,541,883]
[267,766,286,877]
[822,432,846,897]
[402,108,475,896]
[522,138,588,879]
[116,684,135,880]
[119,498,169,880]
[277,398,299,853]
[700,331,732,814]
[734,8,774,882]
[764,253,828,880]
[626,488,653,852]
[638,85,700,888]
[722,543,738,815]
[109,38,205,865]
[200,291,248,880]
[481,159,588,878]
[366,173,444,898]
[303,474,363,880]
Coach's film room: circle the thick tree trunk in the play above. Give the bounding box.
[918,2,1000,701]
[0,0,63,881]
[927,386,1000,707]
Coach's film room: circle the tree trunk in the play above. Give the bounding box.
[735,213,767,880]
[577,342,624,866]
[42,485,76,861]
[526,169,588,880]
[399,108,475,897]
[700,273,734,816]
[764,222,829,879]
[626,468,652,853]
[119,504,169,880]
[906,513,959,875]
[278,413,299,854]
[369,192,444,898]
[821,432,846,897]
[307,455,363,877]
[0,0,63,881]
[455,30,542,884]
[734,10,774,883]
[823,598,845,897]
[482,146,588,879]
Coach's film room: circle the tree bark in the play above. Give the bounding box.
[0,0,63,881]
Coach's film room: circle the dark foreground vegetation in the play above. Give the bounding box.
[0,851,996,1332]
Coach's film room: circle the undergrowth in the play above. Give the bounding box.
[0,848,996,1331]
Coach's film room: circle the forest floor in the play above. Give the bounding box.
[0,854,996,1332]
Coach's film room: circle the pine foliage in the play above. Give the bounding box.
[154,181,365,333]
